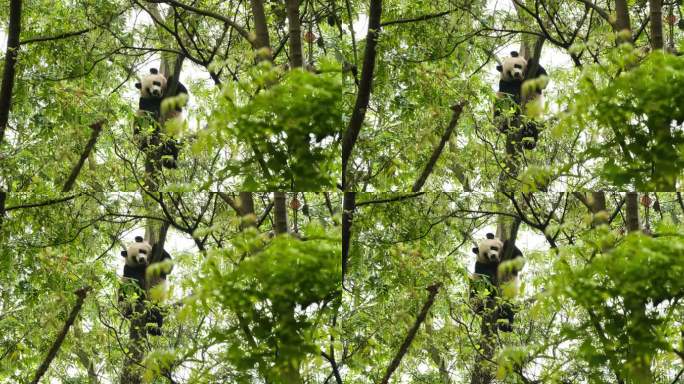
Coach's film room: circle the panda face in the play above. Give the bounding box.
[135,68,167,99]
[473,233,504,264]
[122,236,152,266]
[497,51,527,82]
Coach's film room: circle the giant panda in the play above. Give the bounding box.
[494,51,548,149]
[119,235,173,336]
[471,232,524,332]
[134,68,188,169]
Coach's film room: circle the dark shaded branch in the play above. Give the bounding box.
[145,0,254,47]
[0,0,23,144]
[62,121,105,192]
[250,0,272,58]
[380,283,441,384]
[30,287,91,384]
[356,192,425,207]
[341,0,382,189]
[321,351,343,384]
[342,192,356,288]
[0,191,5,228]
[5,194,81,211]
[21,27,94,45]
[412,102,465,192]
[574,0,614,29]
[381,9,454,27]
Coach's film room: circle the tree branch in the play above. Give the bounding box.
[0,0,23,144]
[356,192,425,207]
[5,194,81,211]
[30,287,91,384]
[412,102,465,192]
[381,9,454,27]
[380,283,441,384]
[341,0,383,189]
[321,351,343,384]
[145,0,255,48]
[62,121,105,192]
[342,192,356,288]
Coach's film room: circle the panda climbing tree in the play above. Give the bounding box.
[119,235,173,336]
[134,67,189,170]
[494,50,548,150]
[470,232,524,332]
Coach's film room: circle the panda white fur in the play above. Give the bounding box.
[471,232,524,332]
[494,51,548,149]
[119,235,173,335]
[134,68,188,169]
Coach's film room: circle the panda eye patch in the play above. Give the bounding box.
[152,81,161,86]
[513,64,522,69]
[490,246,499,251]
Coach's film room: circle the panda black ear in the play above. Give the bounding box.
[134,236,144,242]
[135,82,141,89]
[496,64,503,72]
[121,251,128,257]
[472,247,479,254]
[510,51,519,57]
[486,233,495,239]
[150,68,159,74]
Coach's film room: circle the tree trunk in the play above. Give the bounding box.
[625,192,640,232]
[239,192,256,230]
[0,0,22,144]
[285,0,304,68]
[615,0,632,38]
[341,0,383,189]
[250,0,272,61]
[591,192,606,213]
[649,0,664,49]
[342,192,356,286]
[273,192,288,234]
[0,191,6,229]
[32,287,90,384]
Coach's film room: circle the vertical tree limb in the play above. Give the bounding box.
[615,0,632,35]
[649,0,663,49]
[412,103,465,192]
[250,0,272,58]
[0,0,22,144]
[0,191,6,229]
[380,283,441,384]
[341,0,383,189]
[285,0,304,68]
[342,192,356,287]
[625,192,640,232]
[62,121,105,192]
[273,192,288,234]
[591,191,606,213]
[30,287,91,384]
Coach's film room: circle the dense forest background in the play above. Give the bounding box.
[0,0,341,191]
[1,0,684,383]
[1,192,341,383]
[342,0,684,191]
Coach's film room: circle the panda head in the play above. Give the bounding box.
[472,233,504,264]
[135,68,167,99]
[121,236,152,266]
[497,51,527,82]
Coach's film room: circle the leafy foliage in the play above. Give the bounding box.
[210,61,342,190]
